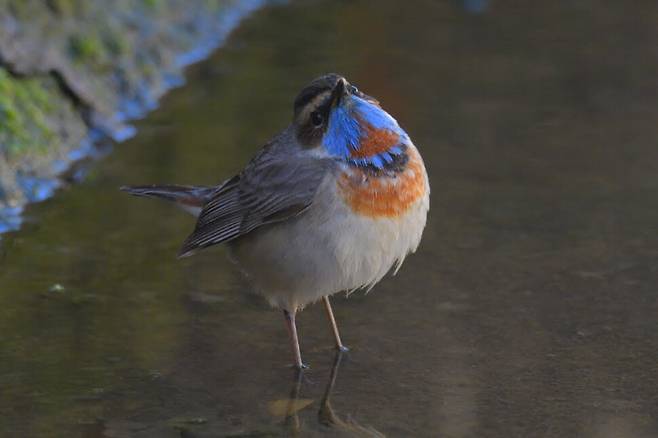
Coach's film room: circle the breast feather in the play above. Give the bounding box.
[337,147,427,218]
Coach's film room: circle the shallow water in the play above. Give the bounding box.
[2,1,658,437]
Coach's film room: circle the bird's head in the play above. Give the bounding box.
[293,74,410,168]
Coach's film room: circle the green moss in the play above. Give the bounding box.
[7,0,35,19]
[0,69,57,158]
[68,34,104,63]
[102,29,130,56]
[45,0,90,17]
[142,0,163,9]
[46,0,74,16]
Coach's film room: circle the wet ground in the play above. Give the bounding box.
[2,1,658,437]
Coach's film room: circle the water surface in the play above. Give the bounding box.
[1,1,658,437]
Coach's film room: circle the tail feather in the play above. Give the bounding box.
[120,184,214,215]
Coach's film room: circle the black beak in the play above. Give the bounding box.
[330,78,347,108]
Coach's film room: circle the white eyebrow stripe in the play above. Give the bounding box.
[298,90,331,122]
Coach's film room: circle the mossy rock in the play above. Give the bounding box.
[0,0,245,211]
[0,68,55,158]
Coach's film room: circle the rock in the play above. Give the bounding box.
[0,0,263,232]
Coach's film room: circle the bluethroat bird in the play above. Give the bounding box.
[122,74,430,369]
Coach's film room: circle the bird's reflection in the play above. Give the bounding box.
[282,351,385,437]
[283,367,305,433]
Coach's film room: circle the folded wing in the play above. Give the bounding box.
[179,146,334,257]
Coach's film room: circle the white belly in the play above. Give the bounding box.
[230,167,430,311]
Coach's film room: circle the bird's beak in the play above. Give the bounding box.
[330,78,347,108]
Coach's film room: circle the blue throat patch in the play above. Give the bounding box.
[322,96,409,169]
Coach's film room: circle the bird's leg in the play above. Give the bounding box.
[322,296,348,352]
[283,309,307,369]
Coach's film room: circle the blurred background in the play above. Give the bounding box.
[0,1,657,437]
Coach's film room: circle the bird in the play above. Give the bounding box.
[121,73,429,369]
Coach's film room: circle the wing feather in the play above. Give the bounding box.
[179,144,334,257]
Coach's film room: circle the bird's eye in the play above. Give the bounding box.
[311,111,323,127]
[350,85,359,94]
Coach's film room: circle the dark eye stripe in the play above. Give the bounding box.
[296,95,334,146]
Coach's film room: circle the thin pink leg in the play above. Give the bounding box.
[283,309,307,369]
[323,296,348,352]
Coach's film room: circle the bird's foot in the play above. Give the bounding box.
[290,362,309,371]
[336,345,349,353]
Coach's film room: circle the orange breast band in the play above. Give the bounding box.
[338,148,427,218]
